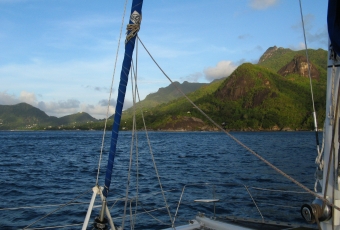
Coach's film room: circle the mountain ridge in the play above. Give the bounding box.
[0,46,328,131]
[120,47,327,131]
[0,103,97,130]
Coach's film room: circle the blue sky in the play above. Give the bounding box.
[0,0,328,118]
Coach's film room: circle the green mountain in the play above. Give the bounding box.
[0,47,328,131]
[120,47,327,131]
[0,103,97,130]
[258,46,327,72]
[122,81,207,117]
[58,112,97,125]
[144,81,208,105]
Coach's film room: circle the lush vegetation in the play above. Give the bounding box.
[0,103,100,130]
[0,47,328,131]
[120,59,326,131]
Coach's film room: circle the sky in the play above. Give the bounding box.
[0,0,328,119]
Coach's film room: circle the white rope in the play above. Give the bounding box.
[138,206,170,226]
[314,122,326,192]
[257,202,303,209]
[24,223,83,230]
[331,61,337,125]
[131,51,141,230]
[244,185,264,222]
[95,0,130,186]
[126,24,140,44]
[298,0,328,196]
[249,186,309,194]
[298,0,318,128]
[121,64,138,229]
[25,206,170,229]
[0,201,93,211]
[130,43,175,227]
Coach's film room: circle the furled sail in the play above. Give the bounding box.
[103,0,143,198]
[328,0,340,56]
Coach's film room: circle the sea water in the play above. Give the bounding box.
[0,131,317,229]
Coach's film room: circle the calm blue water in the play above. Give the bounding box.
[0,131,318,229]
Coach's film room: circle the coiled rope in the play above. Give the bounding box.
[126,24,140,44]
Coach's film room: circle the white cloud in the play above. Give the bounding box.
[80,103,115,119]
[288,42,306,51]
[0,90,118,119]
[0,91,20,104]
[19,91,37,105]
[203,61,237,82]
[38,99,118,119]
[249,0,279,10]
[180,72,203,82]
[38,100,79,116]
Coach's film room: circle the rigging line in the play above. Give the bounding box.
[129,201,133,229]
[131,52,140,230]
[24,223,83,230]
[137,36,340,212]
[109,199,119,211]
[96,0,130,186]
[259,202,305,209]
[133,61,175,229]
[29,206,168,230]
[331,64,336,123]
[244,185,264,222]
[112,198,171,226]
[121,61,138,229]
[138,101,176,228]
[137,94,175,227]
[249,186,309,193]
[106,187,180,211]
[132,117,139,230]
[315,121,326,192]
[299,0,320,153]
[0,201,100,211]
[23,188,92,230]
[136,202,171,226]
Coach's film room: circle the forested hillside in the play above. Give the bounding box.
[0,47,328,131]
[120,47,327,131]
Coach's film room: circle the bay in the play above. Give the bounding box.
[0,131,317,229]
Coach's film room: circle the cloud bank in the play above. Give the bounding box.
[0,91,116,119]
[204,61,237,82]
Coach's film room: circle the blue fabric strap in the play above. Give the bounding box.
[103,0,144,198]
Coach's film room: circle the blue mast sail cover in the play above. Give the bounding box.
[328,0,340,56]
[103,0,144,198]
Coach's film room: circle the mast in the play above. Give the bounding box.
[88,2,144,229]
[103,0,143,198]
[301,0,340,229]
[321,0,340,229]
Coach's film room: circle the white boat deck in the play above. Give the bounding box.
[164,214,317,230]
